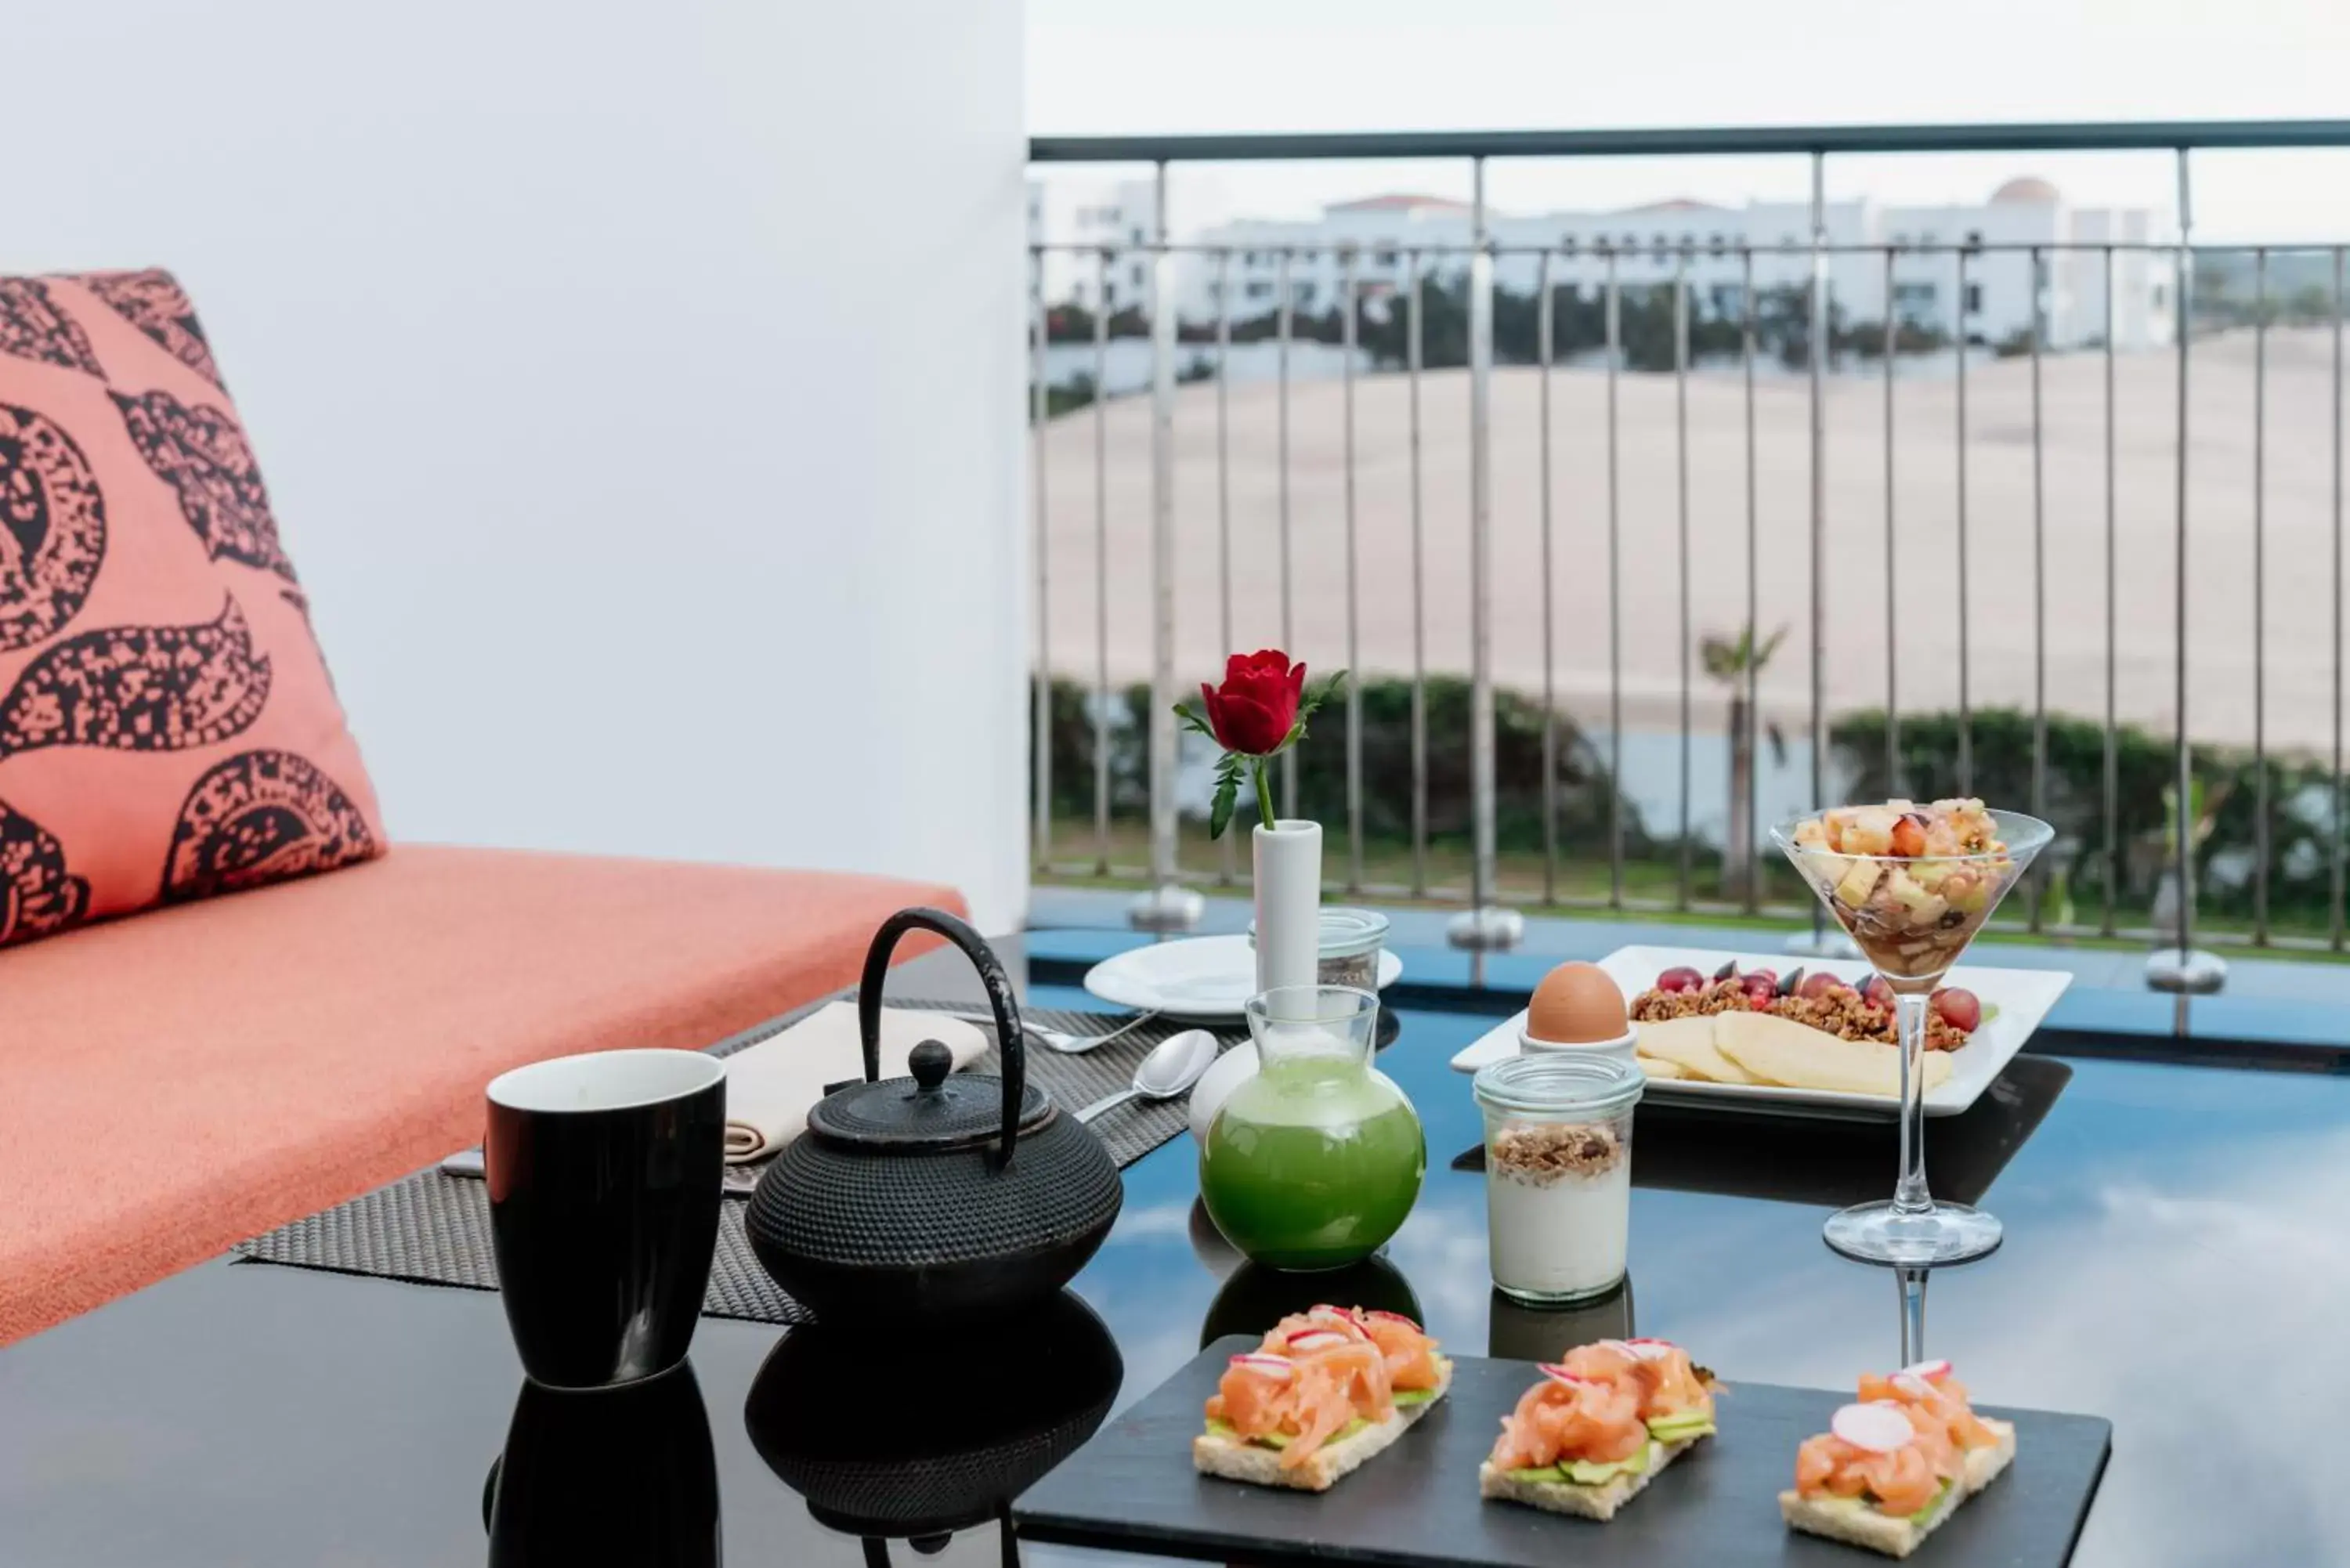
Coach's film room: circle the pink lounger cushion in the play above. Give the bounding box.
[0,844,966,1345]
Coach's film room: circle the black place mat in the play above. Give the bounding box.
[233,1002,1238,1326]
[1015,1339,2111,1568]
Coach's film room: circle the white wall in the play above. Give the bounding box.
[2,1,1032,931]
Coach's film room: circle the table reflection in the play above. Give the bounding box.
[486,1360,718,1568]
[1485,1277,1636,1363]
[743,1289,1121,1556]
[1197,1253,1426,1349]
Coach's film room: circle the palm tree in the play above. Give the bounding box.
[1701,623,1787,900]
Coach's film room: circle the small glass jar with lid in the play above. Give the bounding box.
[1248,907,1390,992]
[1471,1053,1642,1306]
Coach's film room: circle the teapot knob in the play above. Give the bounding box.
[909,1039,953,1091]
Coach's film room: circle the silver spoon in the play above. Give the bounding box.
[937,1007,1162,1056]
[1074,1029,1220,1124]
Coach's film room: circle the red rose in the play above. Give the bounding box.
[1178,649,1342,837]
[1200,649,1305,757]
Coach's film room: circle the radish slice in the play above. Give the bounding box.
[1889,1371,1936,1400]
[1306,1306,1367,1335]
[1901,1359,1953,1383]
[1831,1402,1916,1454]
[1287,1330,1349,1353]
[1622,1338,1676,1361]
[1229,1354,1293,1380]
[1361,1309,1423,1332]
[1537,1363,1593,1388]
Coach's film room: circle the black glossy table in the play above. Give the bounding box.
[2,934,2340,1566]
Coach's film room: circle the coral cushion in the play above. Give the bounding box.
[0,844,967,1346]
[0,269,382,946]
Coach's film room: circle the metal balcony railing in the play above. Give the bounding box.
[1025,120,2350,984]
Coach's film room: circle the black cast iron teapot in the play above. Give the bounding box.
[745,908,1124,1321]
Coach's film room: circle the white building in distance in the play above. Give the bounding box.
[1028,176,1159,315]
[1031,176,2176,351]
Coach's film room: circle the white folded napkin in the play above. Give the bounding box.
[722,1003,989,1163]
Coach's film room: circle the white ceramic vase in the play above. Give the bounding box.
[1252,818,1323,1005]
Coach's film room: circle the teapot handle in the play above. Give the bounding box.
[857,906,1025,1169]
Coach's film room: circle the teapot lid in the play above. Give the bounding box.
[806,1039,1053,1152]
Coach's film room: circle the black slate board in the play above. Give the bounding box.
[1015,1339,2110,1568]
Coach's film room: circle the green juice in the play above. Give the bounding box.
[1199,1053,1426,1270]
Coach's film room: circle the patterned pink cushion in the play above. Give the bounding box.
[0,270,383,945]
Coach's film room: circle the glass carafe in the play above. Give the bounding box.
[1198,985,1425,1270]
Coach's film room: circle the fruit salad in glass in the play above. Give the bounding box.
[1770,800,2053,1266]
[1784,800,2022,981]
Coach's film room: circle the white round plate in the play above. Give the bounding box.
[1082,934,1404,1021]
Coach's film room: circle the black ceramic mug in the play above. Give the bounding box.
[483,1049,725,1389]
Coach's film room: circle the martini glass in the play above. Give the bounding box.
[1771,806,2054,1265]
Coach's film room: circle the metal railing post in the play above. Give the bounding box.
[1883,244,1900,794]
[2029,244,2048,932]
[1131,161,1203,931]
[1606,245,1625,909]
[1343,245,1365,894]
[1091,247,1111,876]
[2149,147,2225,993]
[1216,248,1236,887]
[1031,250,1053,875]
[1538,248,1558,907]
[1675,252,1693,912]
[2102,245,2120,937]
[2334,245,2346,952]
[1277,247,1298,820]
[2252,246,2270,946]
[1408,250,1430,899]
[1742,247,1761,914]
[1451,157,1523,954]
[1955,244,1973,796]
[1788,150,1853,956]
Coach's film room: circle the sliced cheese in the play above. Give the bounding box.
[1714,1010,1953,1097]
[1633,1016,1756,1084]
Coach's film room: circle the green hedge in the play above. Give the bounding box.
[1038,678,2347,929]
[1831,706,2342,923]
[1035,675,1651,857]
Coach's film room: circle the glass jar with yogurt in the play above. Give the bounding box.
[1471,1053,1642,1306]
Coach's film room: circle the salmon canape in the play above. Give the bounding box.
[1477,1339,1721,1521]
[1193,1306,1452,1493]
[1780,1360,2017,1559]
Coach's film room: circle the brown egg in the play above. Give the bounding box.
[1524,962,1630,1044]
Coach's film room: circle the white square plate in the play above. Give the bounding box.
[1448,945,2073,1120]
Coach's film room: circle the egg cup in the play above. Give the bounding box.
[1517,1024,1640,1069]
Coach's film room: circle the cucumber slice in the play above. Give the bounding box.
[1560,1440,1654,1484]
[1907,1480,1954,1523]
[1394,1388,1437,1407]
[1507,1465,1565,1482]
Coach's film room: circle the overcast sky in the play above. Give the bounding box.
[1029,0,2350,241]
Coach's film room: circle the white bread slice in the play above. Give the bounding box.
[1191,1360,1452,1494]
[1965,1417,2017,1493]
[1777,1418,2017,1559]
[1476,1430,1708,1523]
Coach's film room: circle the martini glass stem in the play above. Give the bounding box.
[1892,988,1933,1216]
[1897,1265,1929,1364]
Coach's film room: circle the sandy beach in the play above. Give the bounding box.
[1038,327,2343,757]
